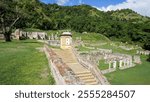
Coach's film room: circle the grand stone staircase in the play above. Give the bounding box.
[53,49,99,85]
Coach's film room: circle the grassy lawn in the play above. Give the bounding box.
[0,40,55,85]
[72,32,110,42]
[95,43,136,55]
[77,46,91,52]
[98,60,109,70]
[105,55,150,85]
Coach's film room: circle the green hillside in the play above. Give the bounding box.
[108,9,150,22]
[1,0,150,49]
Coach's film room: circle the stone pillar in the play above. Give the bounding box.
[113,61,117,69]
[20,31,22,37]
[119,60,123,68]
[15,29,20,40]
[133,55,141,64]
[55,34,58,40]
[51,34,54,40]
[129,59,132,67]
[49,36,51,40]
[126,59,130,67]
[136,50,139,54]
[124,59,128,68]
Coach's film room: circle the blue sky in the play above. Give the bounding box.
[40,0,150,17]
[40,0,125,7]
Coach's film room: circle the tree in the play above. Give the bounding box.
[0,0,21,41]
[147,54,150,62]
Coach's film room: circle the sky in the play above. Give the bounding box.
[40,0,150,17]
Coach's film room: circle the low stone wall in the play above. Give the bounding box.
[0,34,4,40]
[48,40,60,46]
[44,46,65,84]
[136,50,150,55]
[101,68,116,74]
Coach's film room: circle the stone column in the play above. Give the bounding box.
[51,34,54,40]
[113,61,117,69]
[119,60,123,68]
[126,60,130,68]
[123,59,127,68]
[129,59,133,67]
[20,31,23,37]
[136,50,139,54]
[49,36,51,40]
[55,34,58,40]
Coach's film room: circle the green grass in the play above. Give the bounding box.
[77,46,91,52]
[94,42,139,55]
[0,40,55,85]
[72,32,110,42]
[98,60,109,70]
[105,55,150,85]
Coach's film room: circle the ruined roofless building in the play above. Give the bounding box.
[60,32,72,49]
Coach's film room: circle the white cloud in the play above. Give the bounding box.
[97,0,150,17]
[79,0,84,5]
[56,0,70,5]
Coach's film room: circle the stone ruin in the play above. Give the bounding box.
[0,34,4,40]
[74,37,84,47]
[72,47,110,85]
[119,45,134,51]
[12,29,48,40]
[136,50,150,56]
[78,49,113,68]
[102,53,135,73]
[73,38,144,74]
[48,34,60,46]
[133,55,141,64]
[76,46,136,74]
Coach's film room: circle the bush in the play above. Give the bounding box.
[19,36,27,40]
[147,55,150,62]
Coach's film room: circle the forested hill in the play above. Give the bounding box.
[1,0,150,49]
[107,9,150,22]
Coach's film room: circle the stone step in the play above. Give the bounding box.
[85,81,98,85]
[80,76,95,80]
[83,78,97,83]
[76,73,93,77]
[75,71,91,75]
